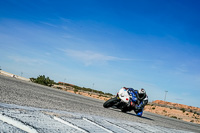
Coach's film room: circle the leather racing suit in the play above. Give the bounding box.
[126,88,148,116]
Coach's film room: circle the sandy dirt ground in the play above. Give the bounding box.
[144,105,200,124]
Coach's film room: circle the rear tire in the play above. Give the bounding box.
[121,108,127,113]
[103,97,119,108]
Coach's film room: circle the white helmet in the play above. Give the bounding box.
[138,88,146,99]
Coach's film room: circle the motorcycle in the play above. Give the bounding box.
[103,88,142,115]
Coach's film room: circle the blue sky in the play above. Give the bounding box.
[0,0,200,107]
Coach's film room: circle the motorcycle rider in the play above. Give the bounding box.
[122,87,148,117]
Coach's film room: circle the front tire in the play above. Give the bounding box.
[103,97,120,108]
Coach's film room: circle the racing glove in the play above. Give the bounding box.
[127,100,135,107]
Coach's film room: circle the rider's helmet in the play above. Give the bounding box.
[138,88,146,100]
[123,87,128,90]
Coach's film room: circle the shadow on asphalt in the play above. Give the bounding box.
[109,108,154,121]
[126,112,154,121]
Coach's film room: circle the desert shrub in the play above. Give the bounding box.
[171,116,177,119]
[57,87,62,90]
[186,113,189,115]
[104,93,113,96]
[93,90,104,94]
[74,86,82,90]
[180,108,186,113]
[163,110,167,113]
[82,87,93,92]
[152,107,155,110]
[30,75,55,87]
[190,120,194,122]
[30,78,36,82]
[190,109,193,113]
[74,88,78,94]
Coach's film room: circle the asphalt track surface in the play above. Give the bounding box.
[0,75,200,133]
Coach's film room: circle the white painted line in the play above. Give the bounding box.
[83,118,114,133]
[0,114,38,133]
[105,120,131,132]
[53,116,88,133]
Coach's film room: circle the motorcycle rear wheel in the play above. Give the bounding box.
[121,108,128,113]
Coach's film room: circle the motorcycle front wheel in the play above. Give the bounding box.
[103,97,120,108]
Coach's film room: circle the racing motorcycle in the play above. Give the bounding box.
[103,88,141,114]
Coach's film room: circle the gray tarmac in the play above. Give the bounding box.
[0,75,200,132]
